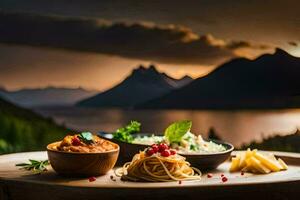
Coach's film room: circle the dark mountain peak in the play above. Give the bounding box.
[135,64,147,71]
[130,65,193,87]
[255,48,295,61]
[180,75,193,80]
[138,48,300,109]
[274,48,290,57]
[211,48,299,78]
[136,64,159,72]
[78,65,192,107]
[148,64,157,71]
[131,65,161,79]
[253,47,299,65]
[147,64,160,75]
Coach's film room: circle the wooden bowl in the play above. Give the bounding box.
[99,132,233,169]
[180,140,234,170]
[47,141,119,177]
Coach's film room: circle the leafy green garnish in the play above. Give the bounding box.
[16,159,49,174]
[164,120,192,143]
[190,144,198,151]
[112,121,141,143]
[78,132,94,144]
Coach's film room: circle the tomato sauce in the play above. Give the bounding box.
[51,134,117,153]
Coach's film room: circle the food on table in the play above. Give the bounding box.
[230,148,288,174]
[165,121,226,154]
[50,132,117,153]
[134,120,226,154]
[113,120,226,154]
[47,132,119,176]
[115,143,201,182]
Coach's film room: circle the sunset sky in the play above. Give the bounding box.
[0,0,299,91]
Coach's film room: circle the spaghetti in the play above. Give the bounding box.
[115,144,201,182]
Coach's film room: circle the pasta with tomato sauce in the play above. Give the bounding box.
[115,143,201,182]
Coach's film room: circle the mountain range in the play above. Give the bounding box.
[0,87,97,108]
[138,48,300,109]
[2,48,300,109]
[77,65,193,108]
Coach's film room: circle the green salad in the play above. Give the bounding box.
[112,120,226,154]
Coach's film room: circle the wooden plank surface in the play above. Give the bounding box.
[1,151,300,200]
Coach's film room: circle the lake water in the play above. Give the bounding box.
[35,107,300,147]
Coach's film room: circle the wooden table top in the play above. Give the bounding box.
[1,151,300,200]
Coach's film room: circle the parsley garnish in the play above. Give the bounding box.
[112,121,141,143]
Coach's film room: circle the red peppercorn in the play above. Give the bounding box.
[241,172,244,176]
[146,148,155,156]
[88,177,97,182]
[161,149,171,157]
[72,136,81,146]
[170,149,176,155]
[220,173,224,177]
[221,176,228,182]
[207,173,213,178]
[178,180,182,184]
[151,144,159,153]
[158,143,169,152]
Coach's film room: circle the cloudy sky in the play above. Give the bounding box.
[0,0,299,90]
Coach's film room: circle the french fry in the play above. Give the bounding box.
[248,157,271,174]
[253,152,282,172]
[245,148,253,159]
[244,159,259,173]
[278,158,288,170]
[239,152,248,169]
[229,149,288,174]
[230,157,240,172]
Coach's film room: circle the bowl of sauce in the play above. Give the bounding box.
[47,132,119,177]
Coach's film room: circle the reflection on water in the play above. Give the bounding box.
[35,107,300,146]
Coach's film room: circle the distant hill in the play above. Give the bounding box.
[243,129,300,153]
[0,96,69,153]
[0,87,97,108]
[0,87,7,98]
[139,48,300,109]
[77,65,193,108]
